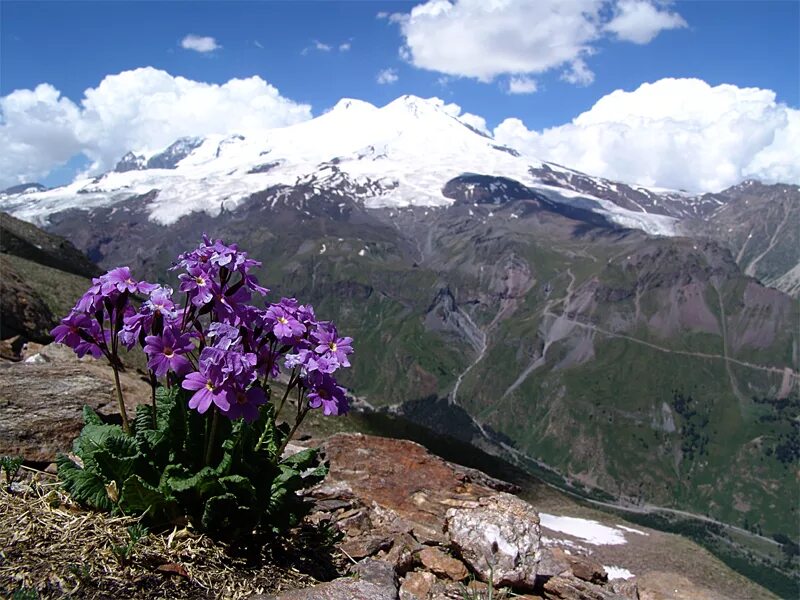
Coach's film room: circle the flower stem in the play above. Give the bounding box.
[149,371,158,429]
[276,389,308,458]
[204,409,220,466]
[111,362,131,435]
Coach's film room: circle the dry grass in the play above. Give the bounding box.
[0,468,343,599]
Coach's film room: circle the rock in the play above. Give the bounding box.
[349,559,398,597]
[451,463,521,494]
[537,547,572,578]
[0,344,149,462]
[267,576,398,600]
[544,575,628,600]
[563,552,608,584]
[417,547,468,582]
[316,434,496,535]
[399,571,436,600]
[339,534,394,560]
[445,492,541,590]
[378,532,423,574]
[610,579,639,599]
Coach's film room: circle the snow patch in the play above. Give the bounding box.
[604,566,635,580]
[539,514,627,545]
[616,525,649,536]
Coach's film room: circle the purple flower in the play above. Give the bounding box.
[306,374,349,416]
[179,265,215,307]
[51,312,105,359]
[74,278,104,313]
[182,369,231,413]
[313,323,353,368]
[51,312,94,348]
[265,304,306,341]
[102,267,156,295]
[224,386,267,422]
[144,328,194,378]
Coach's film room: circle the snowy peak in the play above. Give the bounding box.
[0,94,690,237]
[330,98,378,113]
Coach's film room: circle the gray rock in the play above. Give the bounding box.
[543,574,628,600]
[349,559,398,597]
[445,492,541,590]
[267,564,399,600]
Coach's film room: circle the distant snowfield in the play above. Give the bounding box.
[0,95,680,236]
[604,566,635,580]
[539,513,628,545]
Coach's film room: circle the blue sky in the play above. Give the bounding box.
[1,1,798,191]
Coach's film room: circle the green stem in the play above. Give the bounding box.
[111,362,131,435]
[275,369,298,419]
[276,388,308,458]
[204,409,220,466]
[149,371,158,429]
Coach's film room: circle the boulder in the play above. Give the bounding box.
[543,574,629,600]
[0,344,149,462]
[444,492,541,589]
[399,571,436,600]
[417,547,468,581]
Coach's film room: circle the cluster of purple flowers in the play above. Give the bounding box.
[52,235,353,423]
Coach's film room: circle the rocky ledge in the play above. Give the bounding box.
[259,433,733,600]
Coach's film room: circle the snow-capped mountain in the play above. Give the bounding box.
[1,95,685,236]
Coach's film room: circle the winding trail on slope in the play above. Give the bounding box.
[539,310,796,378]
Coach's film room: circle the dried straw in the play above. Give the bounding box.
[0,467,339,599]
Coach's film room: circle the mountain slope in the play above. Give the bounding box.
[0,94,797,586]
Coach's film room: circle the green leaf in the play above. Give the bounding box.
[279,447,318,469]
[56,454,114,511]
[201,493,253,538]
[81,405,105,426]
[219,474,256,503]
[119,474,177,525]
[164,465,221,496]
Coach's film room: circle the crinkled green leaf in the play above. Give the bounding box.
[56,454,114,511]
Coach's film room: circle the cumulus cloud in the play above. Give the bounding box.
[0,67,312,187]
[180,34,220,53]
[433,98,489,135]
[393,0,686,85]
[493,78,800,192]
[561,58,595,86]
[376,68,399,85]
[507,76,538,95]
[606,0,687,44]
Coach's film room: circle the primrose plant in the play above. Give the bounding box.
[52,236,352,539]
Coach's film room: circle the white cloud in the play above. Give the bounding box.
[507,76,538,95]
[376,68,399,85]
[392,0,686,85]
[0,67,312,188]
[180,34,220,53]
[606,0,687,44]
[493,78,800,192]
[434,98,489,135]
[561,58,595,86]
[303,39,352,55]
[253,40,264,49]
